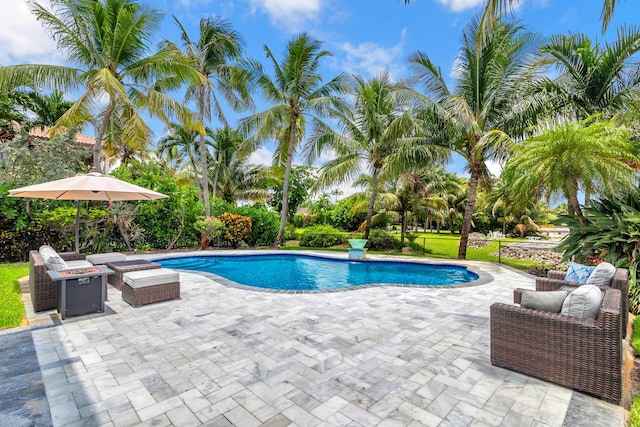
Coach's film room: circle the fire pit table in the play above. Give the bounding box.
[106,260,162,290]
[48,265,112,319]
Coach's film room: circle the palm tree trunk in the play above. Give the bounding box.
[400,211,406,244]
[273,117,298,247]
[198,87,210,217]
[458,167,481,259]
[212,154,220,201]
[188,150,203,204]
[93,102,114,173]
[567,190,587,226]
[364,167,381,239]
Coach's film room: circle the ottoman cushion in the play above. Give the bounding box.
[124,269,179,288]
[87,252,127,265]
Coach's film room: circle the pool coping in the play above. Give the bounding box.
[134,250,494,294]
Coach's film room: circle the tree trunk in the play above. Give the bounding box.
[400,211,406,244]
[364,167,381,239]
[458,167,481,259]
[567,190,587,226]
[93,103,114,173]
[273,115,298,247]
[424,216,429,233]
[198,86,210,217]
[212,153,220,201]
[188,150,203,204]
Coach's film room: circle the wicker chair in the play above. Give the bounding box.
[514,268,629,337]
[490,288,622,403]
[29,250,87,312]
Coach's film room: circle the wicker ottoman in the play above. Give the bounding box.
[106,260,161,290]
[122,269,180,307]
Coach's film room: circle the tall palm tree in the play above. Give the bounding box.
[501,119,636,226]
[24,90,73,128]
[0,0,201,173]
[309,72,446,239]
[210,127,245,201]
[168,16,250,217]
[157,122,208,202]
[540,28,640,120]
[379,174,424,244]
[409,18,544,259]
[239,33,345,247]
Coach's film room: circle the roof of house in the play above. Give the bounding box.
[1,121,95,146]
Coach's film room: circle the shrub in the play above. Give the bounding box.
[366,230,403,251]
[194,216,225,248]
[292,213,305,228]
[236,205,279,247]
[283,223,299,241]
[218,212,252,248]
[299,225,344,248]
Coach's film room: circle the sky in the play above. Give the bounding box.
[2,0,640,197]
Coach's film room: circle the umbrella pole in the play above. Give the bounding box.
[75,200,81,253]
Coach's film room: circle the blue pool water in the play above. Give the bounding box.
[157,254,478,291]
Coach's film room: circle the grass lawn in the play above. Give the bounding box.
[287,230,540,270]
[0,262,28,330]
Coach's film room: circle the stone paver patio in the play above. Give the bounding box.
[2,250,626,426]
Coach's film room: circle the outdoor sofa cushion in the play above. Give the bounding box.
[86,252,127,265]
[39,245,68,271]
[561,284,602,319]
[66,260,94,269]
[585,262,617,286]
[123,268,179,289]
[564,262,594,283]
[520,290,568,313]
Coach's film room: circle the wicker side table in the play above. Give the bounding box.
[106,260,161,290]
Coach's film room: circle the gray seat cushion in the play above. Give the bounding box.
[521,290,568,313]
[123,269,179,289]
[86,252,127,265]
[65,260,94,269]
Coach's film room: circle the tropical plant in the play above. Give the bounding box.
[310,72,445,240]
[157,122,209,202]
[235,205,279,247]
[239,33,345,247]
[194,216,224,248]
[269,166,315,222]
[23,90,74,128]
[540,28,640,121]
[558,186,640,314]
[299,225,344,248]
[218,212,251,248]
[168,16,250,217]
[502,119,636,226]
[379,174,425,244]
[0,0,202,172]
[409,18,544,258]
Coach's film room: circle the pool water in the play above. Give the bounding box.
[157,254,478,291]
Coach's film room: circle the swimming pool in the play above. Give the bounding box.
[157,254,479,291]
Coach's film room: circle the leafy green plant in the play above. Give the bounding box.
[218,212,252,248]
[235,205,279,247]
[558,186,640,313]
[299,225,344,248]
[630,396,640,427]
[366,230,403,251]
[194,216,225,249]
[283,224,299,241]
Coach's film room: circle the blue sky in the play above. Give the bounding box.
[2,0,640,195]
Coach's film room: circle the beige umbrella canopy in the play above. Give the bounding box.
[9,172,168,252]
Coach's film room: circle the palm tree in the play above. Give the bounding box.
[379,174,424,244]
[0,0,201,173]
[409,18,544,259]
[210,127,245,201]
[239,33,345,247]
[501,119,636,226]
[539,28,640,121]
[168,16,250,217]
[309,72,446,239]
[404,1,623,34]
[157,122,208,202]
[24,90,73,128]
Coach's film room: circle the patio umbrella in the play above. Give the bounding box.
[9,172,168,252]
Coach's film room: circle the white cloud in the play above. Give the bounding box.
[178,0,212,8]
[434,0,485,12]
[247,0,323,30]
[0,0,62,65]
[337,29,407,80]
[248,147,274,166]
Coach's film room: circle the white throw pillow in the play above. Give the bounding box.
[585,262,616,286]
[561,285,602,319]
[39,245,68,271]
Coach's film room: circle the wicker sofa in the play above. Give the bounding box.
[490,288,622,403]
[29,250,87,312]
[514,268,630,337]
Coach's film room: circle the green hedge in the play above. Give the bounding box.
[299,225,344,248]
